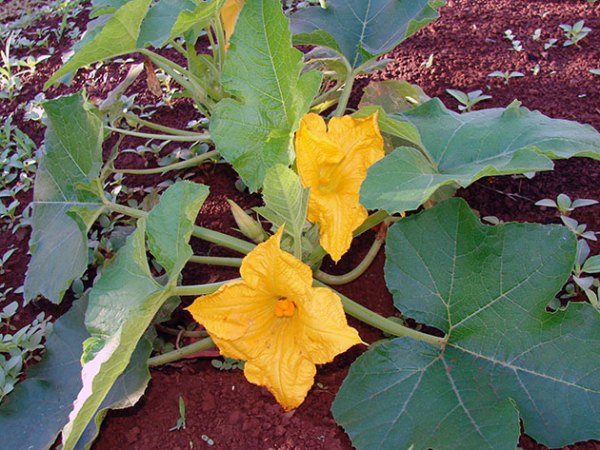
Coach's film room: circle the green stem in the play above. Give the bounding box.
[315,236,383,285]
[122,113,199,136]
[316,281,445,347]
[192,226,255,255]
[102,201,254,255]
[173,281,232,297]
[188,255,243,267]
[114,151,218,175]
[106,125,211,142]
[148,337,215,367]
[213,18,227,70]
[334,68,355,116]
[311,79,343,107]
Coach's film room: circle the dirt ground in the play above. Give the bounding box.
[1,0,599,449]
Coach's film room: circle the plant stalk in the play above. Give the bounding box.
[315,236,383,285]
[188,255,244,267]
[113,151,218,175]
[317,281,445,348]
[122,113,200,136]
[106,125,211,142]
[173,281,232,297]
[334,68,356,116]
[148,337,215,367]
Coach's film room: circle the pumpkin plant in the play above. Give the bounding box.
[1,0,600,449]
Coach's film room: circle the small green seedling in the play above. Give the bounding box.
[0,301,18,329]
[535,193,598,215]
[590,69,600,76]
[504,29,523,51]
[561,216,597,241]
[573,240,599,307]
[446,89,492,112]
[169,396,186,431]
[488,70,524,84]
[560,20,592,46]
[531,28,542,41]
[544,38,558,50]
[211,357,244,371]
[421,53,434,68]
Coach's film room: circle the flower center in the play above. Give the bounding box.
[275,296,295,317]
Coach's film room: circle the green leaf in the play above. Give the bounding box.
[354,106,423,151]
[210,0,322,191]
[361,99,600,214]
[583,255,600,273]
[61,182,209,449]
[60,224,165,450]
[25,93,104,303]
[146,181,209,276]
[333,198,600,449]
[45,0,152,87]
[137,0,223,48]
[254,164,308,257]
[290,0,445,69]
[0,298,151,450]
[359,80,430,113]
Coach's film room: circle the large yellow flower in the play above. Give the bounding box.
[186,227,361,410]
[220,0,245,46]
[295,113,384,262]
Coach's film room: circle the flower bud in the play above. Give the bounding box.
[227,200,266,243]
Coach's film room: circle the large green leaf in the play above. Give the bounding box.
[146,180,209,276]
[361,99,600,214]
[210,0,322,191]
[333,199,600,449]
[0,298,151,450]
[254,164,308,258]
[290,0,445,69]
[137,0,223,48]
[60,181,208,450]
[25,93,104,304]
[45,0,152,87]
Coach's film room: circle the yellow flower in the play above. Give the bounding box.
[295,113,384,262]
[186,227,361,410]
[220,0,245,46]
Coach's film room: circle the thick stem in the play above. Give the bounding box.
[316,281,445,347]
[114,151,218,175]
[191,226,255,255]
[106,125,210,142]
[334,68,355,116]
[315,236,383,285]
[213,18,227,70]
[148,337,215,367]
[122,113,199,136]
[173,280,233,297]
[188,255,243,267]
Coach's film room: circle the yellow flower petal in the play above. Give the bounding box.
[220,0,245,45]
[244,319,316,411]
[308,193,368,262]
[297,287,362,365]
[240,227,313,298]
[295,112,384,262]
[185,281,274,360]
[187,226,362,411]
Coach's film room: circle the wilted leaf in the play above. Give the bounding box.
[25,93,104,303]
[333,199,600,449]
[210,0,322,191]
[61,182,209,449]
[0,298,152,450]
[361,99,600,214]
